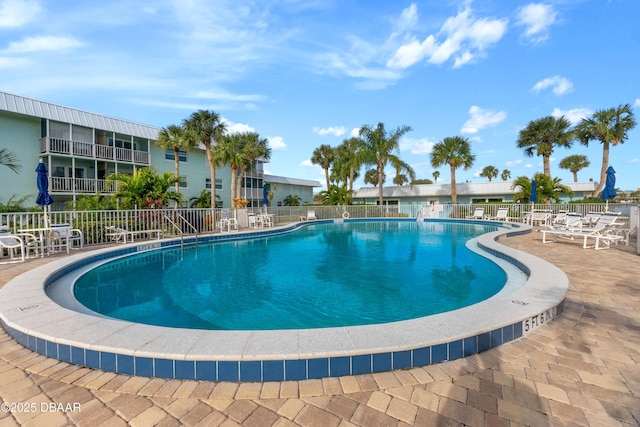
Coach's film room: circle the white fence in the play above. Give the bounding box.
[0,203,634,248]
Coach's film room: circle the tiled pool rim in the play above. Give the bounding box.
[0,219,567,382]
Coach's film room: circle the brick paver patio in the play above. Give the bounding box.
[0,229,638,426]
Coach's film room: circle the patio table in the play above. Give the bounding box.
[18,225,71,257]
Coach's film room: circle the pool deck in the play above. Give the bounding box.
[0,228,638,426]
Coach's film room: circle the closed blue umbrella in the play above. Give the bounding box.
[530,179,538,204]
[601,166,616,210]
[262,183,269,206]
[35,160,53,226]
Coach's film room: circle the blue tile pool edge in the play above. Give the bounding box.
[1,300,563,381]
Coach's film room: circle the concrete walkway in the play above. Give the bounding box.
[0,230,638,426]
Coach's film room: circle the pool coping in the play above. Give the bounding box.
[0,219,568,382]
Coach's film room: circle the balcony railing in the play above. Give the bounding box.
[50,177,117,193]
[40,137,150,164]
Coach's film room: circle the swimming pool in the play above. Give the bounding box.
[0,219,568,382]
[73,221,506,330]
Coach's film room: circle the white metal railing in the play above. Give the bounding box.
[50,177,117,193]
[40,137,150,165]
[0,203,633,249]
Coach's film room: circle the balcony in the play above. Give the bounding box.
[50,177,117,194]
[40,137,150,164]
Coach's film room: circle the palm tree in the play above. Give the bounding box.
[0,148,21,173]
[318,185,354,205]
[479,165,499,182]
[216,133,244,206]
[574,104,636,196]
[108,168,180,209]
[364,169,382,186]
[511,175,533,202]
[559,154,590,182]
[512,173,572,203]
[283,194,301,206]
[311,144,335,191]
[432,170,440,183]
[155,124,196,194]
[430,136,475,204]
[516,115,574,178]
[501,169,511,181]
[358,122,414,212]
[332,137,363,191]
[234,133,271,206]
[393,174,408,186]
[183,110,227,210]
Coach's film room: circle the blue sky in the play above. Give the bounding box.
[1,0,639,191]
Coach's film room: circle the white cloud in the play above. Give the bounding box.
[524,163,533,168]
[350,127,360,138]
[0,56,29,68]
[461,105,507,134]
[4,36,83,53]
[312,126,346,137]
[551,107,592,125]
[0,0,41,28]
[506,159,522,167]
[634,98,640,107]
[268,136,286,151]
[532,76,573,95]
[226,121,255,134]
[400,137,434,155]
[516,3,558,44]
[627,158,640,163]
[388,5,508,69]
[301,159,314,167]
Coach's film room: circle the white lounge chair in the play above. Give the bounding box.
[219,209,238,232]
[540,212,623,250]
[466,207,484,219]
[106,226,163,243]
[307,210,317,221]
[485,208,509,221]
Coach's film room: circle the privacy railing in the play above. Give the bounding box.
[0,203,634,248]
[40,137,150,164]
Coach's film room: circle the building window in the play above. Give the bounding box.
[205,178,223,190]
[178,176,187,188]
[165,149,187,162]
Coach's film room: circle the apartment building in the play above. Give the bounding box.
[0,91,319,210]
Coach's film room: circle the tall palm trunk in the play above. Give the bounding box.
[174,147,180,195]
[349,167,354,192]
[572,171,578,182]
[236,168,245,205]
[230,165,237,207]
[324,167,330,192]
[378,161,384,215]
[543,155,551,178]
[204,145,216,210]
[450,163,457,204]
[594,142,610,197]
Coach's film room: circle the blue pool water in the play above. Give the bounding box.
[74,221,506,330]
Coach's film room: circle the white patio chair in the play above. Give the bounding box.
[307,210,317,220]
[248,214,263,229]
[220,209,238,232]
[0,232,25,263]
[50,224,84,252]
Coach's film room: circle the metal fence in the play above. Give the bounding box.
[0,203,633,247]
